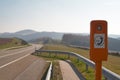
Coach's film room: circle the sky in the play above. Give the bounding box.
[0,0,120,34]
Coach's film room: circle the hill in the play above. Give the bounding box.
[0,37,28,49]
[15,29,37,35]
[108,38,120,51]
[118,37,120,40]
[62,34,89,47]
[62,34,120,51]
[109,34,120,38]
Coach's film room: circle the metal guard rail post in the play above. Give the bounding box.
[35,50,120,80]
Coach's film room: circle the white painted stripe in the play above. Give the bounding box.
[0,48,33,59]
[0,54,30,69]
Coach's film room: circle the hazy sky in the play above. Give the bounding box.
[0,0,120,34]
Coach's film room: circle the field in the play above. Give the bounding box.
[39,44,120,79]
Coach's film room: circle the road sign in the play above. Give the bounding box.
[90,20,108,80]
[94,34,105,48]
[90,20,108,62]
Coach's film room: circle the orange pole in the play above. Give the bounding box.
[95,61,102,80]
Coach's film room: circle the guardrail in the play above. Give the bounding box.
[45,62,52,80]
[34,50,120,80]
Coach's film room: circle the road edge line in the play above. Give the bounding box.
[0,54,30,69]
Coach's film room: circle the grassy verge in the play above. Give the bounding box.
[51,61,63,80]
[0,38,28,50]
[43,44,120,75]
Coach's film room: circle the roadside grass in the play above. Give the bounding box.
[51,60,63,80]
[43,44,90,58]
[103,55,120,75]
[0,38,29,50]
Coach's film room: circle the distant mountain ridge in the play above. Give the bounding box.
[15,29,37,35]
[0,29,120,51]
[1,29,120,40]
[109,34,120,39]
[0,29,64,41]
[118,37,120,40]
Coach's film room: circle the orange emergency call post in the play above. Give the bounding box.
[90,20,108,80]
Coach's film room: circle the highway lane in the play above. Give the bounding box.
[0,44,47,80]
[0,44,42,56]
[0,55,38,80]
[0,47,34,67]
[0,44,43,67]
[0,47,31,56]
[15,58,47,80]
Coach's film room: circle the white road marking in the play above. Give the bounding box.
[0,54,30,69]
[0,48,33,59]
[0,45,42,69]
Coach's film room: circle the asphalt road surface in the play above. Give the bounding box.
[0,44,47,80]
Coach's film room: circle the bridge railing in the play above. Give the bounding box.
[34,50,120,80]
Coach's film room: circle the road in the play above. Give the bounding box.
[0,44,47,80]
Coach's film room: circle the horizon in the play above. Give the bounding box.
[1,29,120,37]
[1,0,120,35]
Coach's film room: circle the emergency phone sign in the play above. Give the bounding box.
[90,20,108,62]
[94,34,105,48]
[90,20,108,80]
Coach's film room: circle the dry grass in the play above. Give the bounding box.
[103,55,120,75]
[0,38,28,49]
[51,61,63,80]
